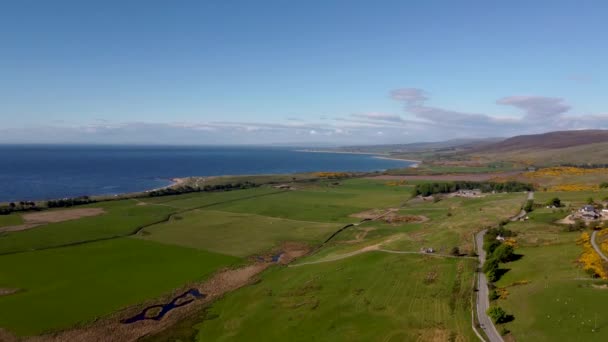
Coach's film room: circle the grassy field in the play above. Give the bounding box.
[138,209,337,257]
[140,187,279,209]
[0,178,535,340]
[0,200,176,254]
[0,238,239,336]
[151,252,477,342]
[212,179,413,223]
[385,193,526,253]
[491,190,608,341]
[0,214,22,228]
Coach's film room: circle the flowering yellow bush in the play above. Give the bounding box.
[505,238,518,248]
[524,167,608,178]
[577,232,608,279]
[313,172,350,178]
[386,180,407,186]
[497,287,509,299]
[548,184,599,192]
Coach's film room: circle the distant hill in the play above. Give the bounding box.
[470,130,608,165]
[473,130,608,152]
[334,137,503,154]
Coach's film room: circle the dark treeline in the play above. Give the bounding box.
[47,196,96,208]
[1,182,261,215]
[558,163,608,169]
[147,182,259,197]
[412,181,534,197]
[0,201,39,215]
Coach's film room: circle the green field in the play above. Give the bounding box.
[0,214,22,228]
[0,178,537,340]
[0,238,239,336]
[211,179,413,223]
[0,200,176,254]
[152,252,477,342]
[138,209,336,257]
[490,190,608,341]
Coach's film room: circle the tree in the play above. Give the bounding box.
[487,306,508,323]
[450,246,460,256]
[483,257,499,273]
[547,197,561,207]
[523,200,534,212]
[492,244,515,263]
[587,197,595,205]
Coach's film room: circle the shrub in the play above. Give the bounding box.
[487,306,508,324]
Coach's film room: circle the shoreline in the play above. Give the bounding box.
[1,156,420,205]
[297,149,422,165]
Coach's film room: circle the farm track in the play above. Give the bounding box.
[0,190,287,256]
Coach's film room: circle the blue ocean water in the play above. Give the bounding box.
[0,145,414,202]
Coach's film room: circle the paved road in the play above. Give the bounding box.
[591,230,608,262]
[475,229,504,342]
[510,191,535,222]
[474,191,534,342]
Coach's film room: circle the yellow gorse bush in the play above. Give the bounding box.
[577,232,608,279]
[548,184,599,192]
[313,172,350,178]
[524,167,608,178]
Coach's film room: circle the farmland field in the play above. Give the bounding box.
[492,190,608,341]
[151,252,477,342]
[0,177,537,341]
[0,238,239,336]
[138,209,337,257]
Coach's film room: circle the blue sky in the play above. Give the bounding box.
[1,0,608,144]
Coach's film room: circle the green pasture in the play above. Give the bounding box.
[0,214,23,228]
[0,238,238,336]
[138,209,337,257]
[212,179,413,223]
[0,200,176,254]
[495,243,608,341]
[151,252,477,342]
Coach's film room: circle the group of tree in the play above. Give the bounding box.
[559,163,608,169]
[483,226,516,282]
[0,201,38,215]
[523,199,534,212]
[147,182,259,197]
[412,181,534,197]
[46,196,96,208]
[546,197,562,208]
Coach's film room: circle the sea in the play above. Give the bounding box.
[0,145,415,202]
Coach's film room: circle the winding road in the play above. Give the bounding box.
[591,230,608,262]
[474,191,534,342]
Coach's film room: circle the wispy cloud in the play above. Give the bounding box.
[3,87,608,145]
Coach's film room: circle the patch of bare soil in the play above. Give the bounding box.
[278,242,311,264]
[350,209,428,225]
[0,288,19,296]
[368,171,522,182]
[0,208,106,233]
[23,263,270,342]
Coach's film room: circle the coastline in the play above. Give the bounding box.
[1,152,420,204]
[296,149,422,164]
